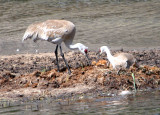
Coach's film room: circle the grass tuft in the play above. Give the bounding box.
[132,73,137,92]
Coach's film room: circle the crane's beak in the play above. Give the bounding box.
[85,53,91,65]
[97,53,100,61]
[97,49,101,61]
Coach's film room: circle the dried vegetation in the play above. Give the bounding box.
[0,49,160,99]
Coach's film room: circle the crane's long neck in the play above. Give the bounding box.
[63,27,77,50]
[104,48,115,68]
[65,42,86,55]
[68,44,79,50]
[65,42,79,50]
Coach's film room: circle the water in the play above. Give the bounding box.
[0,90,160,115]
[0,0,160,55]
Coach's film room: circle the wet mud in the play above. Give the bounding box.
[0,49,160,100]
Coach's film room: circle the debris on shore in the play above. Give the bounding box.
[0,50,160,100]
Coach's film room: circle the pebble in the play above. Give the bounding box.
[119,90,131,96]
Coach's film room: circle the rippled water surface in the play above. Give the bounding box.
[0,0,160,55]
[0,90,160,115]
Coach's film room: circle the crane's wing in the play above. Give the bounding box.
[22,20,68,43]
[22,23,38,42]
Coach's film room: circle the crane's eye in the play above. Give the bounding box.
[84,49,88,54]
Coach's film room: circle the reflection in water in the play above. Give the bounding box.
[0,0,160,55]
[0,90,159,114]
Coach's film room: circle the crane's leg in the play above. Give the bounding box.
[59,46,71,74]
[55,45,60,72]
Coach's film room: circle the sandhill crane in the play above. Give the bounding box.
[22,20,90,74]
[99,46,136,72]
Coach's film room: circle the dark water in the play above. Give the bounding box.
[0,0,160,55]
[0,90,160,115]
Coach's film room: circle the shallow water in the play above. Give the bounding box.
[0,0,160,55]
[0,90,160,115]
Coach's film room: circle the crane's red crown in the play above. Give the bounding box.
[84,49,88,54]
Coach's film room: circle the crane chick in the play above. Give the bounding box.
[99,46,136,71]
[22,20,90,74]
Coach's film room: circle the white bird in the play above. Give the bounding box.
[99,46,136,71]
[22,19,90,74]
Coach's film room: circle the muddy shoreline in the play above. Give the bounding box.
[0,49,160,100]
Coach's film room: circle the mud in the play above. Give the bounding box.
[0,49,160,100]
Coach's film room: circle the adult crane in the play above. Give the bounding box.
[22,20,90,74]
